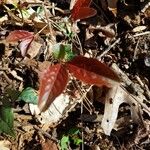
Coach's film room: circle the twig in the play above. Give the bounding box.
[130,92,150,114]
[33,125,57,142]
[42,3,55,43]
[72,78,93,113]
[141,2,150,13]
[133,31,150,37]
[18,6,24,25]
[74,33,84,55]
[51,2,55,16]
[34,24,48,37]
[2,72,12,85]
[133,38,140,60]
[98,38,120,60]
[135,75,150,100]
[47,5,70,15]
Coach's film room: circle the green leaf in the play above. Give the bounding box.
[71,136,82,145]
[52,43,75,61]
[52,43,66,60]
[37,6,43,14]
[0,106,15,137]
[60,135,69,150]
[18,87,38,104]
[68,128,82,146]
[59,20,73,38]
[64,44,75,61]
[68,128,80,135]
[63,43,71,52]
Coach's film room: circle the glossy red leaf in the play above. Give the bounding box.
[38,64,68,112]
[72,7,97,21]
[19,36,34,57]
[71,0,96,21]
[66,56,120,87]
[6,30,33,42]
[73,0,92,8]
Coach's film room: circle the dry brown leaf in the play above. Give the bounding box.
[41,139,58,150]
[9,70,23,81]
[19,37,34,57]
[0,140,11,150]
[101,85,144,135]
[4,0,42,4]
[27,40,42,59]
[132,26,147,32]
[33,20,49,34]
[107,0,118,16]
[89,24,116,38]
[0,15,8,24]
[38,61,51,72]
[30,94,70,124]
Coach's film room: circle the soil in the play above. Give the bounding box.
[0,0,150,150]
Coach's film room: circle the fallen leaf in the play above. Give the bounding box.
[41,139,58,150]
[4,0,42,4]
[132,26,147,32]
[27,40,42,59]
[0,140,11,150]
[19,36,34,57]
[101,85,143,135]
[107,0,118,16]
[6,30,34,57]
[30,94,70,123]
[6,30,33,42]
[89,24,116,38]
[10,70,23,81]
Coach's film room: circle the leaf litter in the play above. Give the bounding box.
[0,0,150,149]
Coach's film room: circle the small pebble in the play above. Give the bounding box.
[144,57,150,67]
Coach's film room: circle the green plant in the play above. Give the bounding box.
[0,89,19,137]
[60,128,82,150]
[38,55,120,112]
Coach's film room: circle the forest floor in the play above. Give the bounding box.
[0,0,150,150]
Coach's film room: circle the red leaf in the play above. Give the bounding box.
[19,36,34,57]
[73,7,97,21]
[74,0,92,8]
[38,64,68,112]
[66,56,120,87]
[6,30,33,42]
[71,0,96,21]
